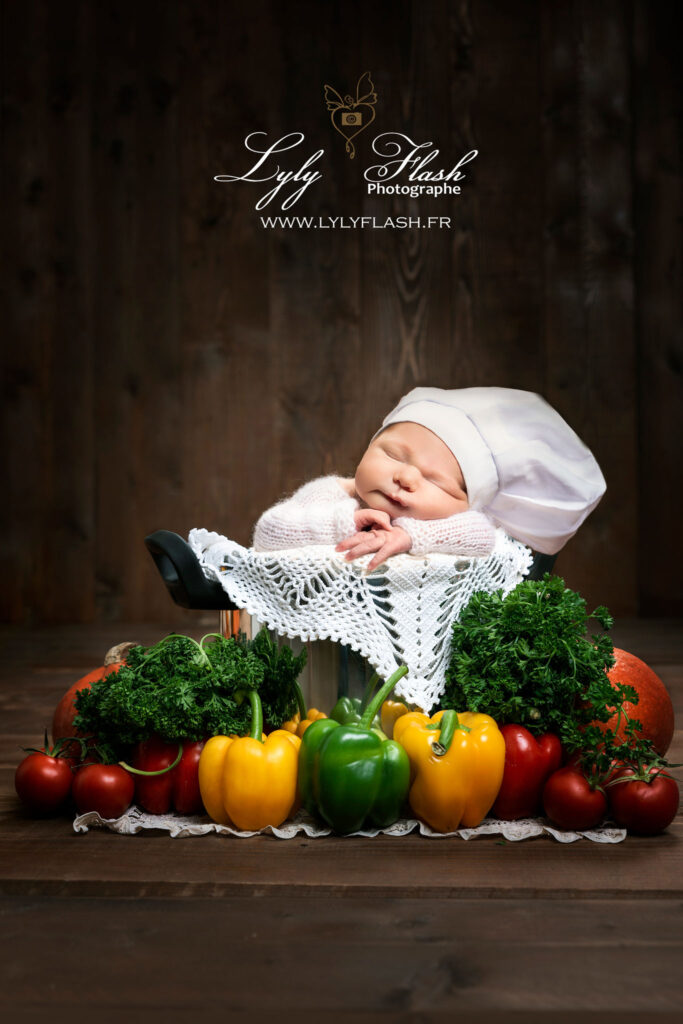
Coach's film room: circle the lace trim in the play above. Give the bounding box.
[73,806,626,843]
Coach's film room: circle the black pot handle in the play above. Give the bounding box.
[525,551,557,581]
[144,530,236,610]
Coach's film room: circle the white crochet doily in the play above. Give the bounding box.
[189,527,533,711]
[73,806,626,843]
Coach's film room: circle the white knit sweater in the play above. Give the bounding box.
[252,476,496,558]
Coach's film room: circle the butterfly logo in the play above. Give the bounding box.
[324,71,377,159]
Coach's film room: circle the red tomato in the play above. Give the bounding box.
[72,764,135,819]
[593,648,675,756]
[608,767,680,835]
[543,767,607,830]
[52,663,122,759]
[15,752,73,814]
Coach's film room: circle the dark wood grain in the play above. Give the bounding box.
[90,2,146,622]
[540,0,639,609]
[469,0,544,393]
[1,897,681,1018]
[1,820,681,900]
[126,4,182,619]
[447,1,478,384]
[632,0,683,616]
[37,1,96,623]
[1,2,97,623]
[176,4,279,550]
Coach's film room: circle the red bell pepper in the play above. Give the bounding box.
[128,736,206,815]
[492,725,562,820]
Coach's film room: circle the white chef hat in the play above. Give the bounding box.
[375,386,606,554]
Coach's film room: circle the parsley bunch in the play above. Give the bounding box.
[248,628,308,728]
[74,629,306,759]
[443,574,660,773]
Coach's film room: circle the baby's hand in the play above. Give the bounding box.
[336,509,412,571]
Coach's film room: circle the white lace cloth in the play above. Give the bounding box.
[73,806,626,843]
[189,526,533,711]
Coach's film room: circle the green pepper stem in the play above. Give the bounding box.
[246,690,263,741]
[359,672,380,713]
[432,711,470,757]
[292,680,307,720]
[433,711,457,756]
[236,688,264,742]
[360,666,408,729]
[119,743,184,776]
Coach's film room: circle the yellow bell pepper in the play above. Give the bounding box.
[280,680,327,738]
[281,712,300,735]
[296,708,327,737]
[393,709,505,832]
[380,699,423,739]
[281,707,328,738]
[198,690,300,830]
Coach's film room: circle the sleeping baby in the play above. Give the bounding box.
[253,386,606,571]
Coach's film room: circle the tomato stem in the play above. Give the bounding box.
[23,734,87,760]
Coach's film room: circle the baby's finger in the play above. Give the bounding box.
[335,531,370,552]
[345,544,380,562]
[366,534,407,571]
[366,542,395,572]
[341,536,384,561]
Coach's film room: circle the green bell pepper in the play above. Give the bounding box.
[299,665,410,833]
[329,672,384,734]
[329,695,363,725]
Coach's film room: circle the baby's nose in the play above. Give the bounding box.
[394,464,420,489]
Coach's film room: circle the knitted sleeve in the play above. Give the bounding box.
[393,510,497,558]
[252,476,359,551]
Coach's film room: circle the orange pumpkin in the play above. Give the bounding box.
[593,648,675,757]
[51,642,137,758]
[52,663,122,758]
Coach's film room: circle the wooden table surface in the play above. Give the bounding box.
[1,620,681,1023]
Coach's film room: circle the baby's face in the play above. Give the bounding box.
[354,421,469,520]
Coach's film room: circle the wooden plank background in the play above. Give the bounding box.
[2,0,681,625]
